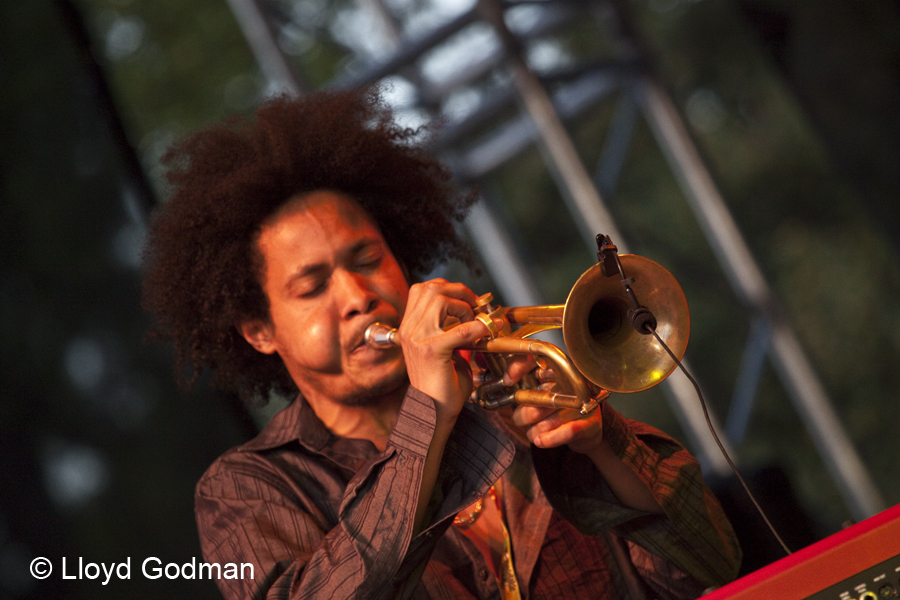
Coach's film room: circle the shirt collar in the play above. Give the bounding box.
[239,394,330,453]
[237,394,380,471]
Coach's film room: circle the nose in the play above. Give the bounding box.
[334,269,378,319]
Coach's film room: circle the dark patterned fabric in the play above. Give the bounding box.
[195,389,741,599]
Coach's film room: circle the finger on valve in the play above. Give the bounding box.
[534,367,555,382]
[501,354,539,386]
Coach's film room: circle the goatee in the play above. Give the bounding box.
[335,372,409,407]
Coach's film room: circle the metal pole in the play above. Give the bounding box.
[477,0,732,474]
[638,75,885,520]
[223,0,307,96]
[476,0,625,252]
[465,197,545,307]
[345,0,550,318]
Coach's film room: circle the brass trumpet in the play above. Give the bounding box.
[364,237,690,415]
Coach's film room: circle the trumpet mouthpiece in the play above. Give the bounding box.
[364,322,398,349]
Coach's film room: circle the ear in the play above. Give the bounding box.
[237,319,278,355]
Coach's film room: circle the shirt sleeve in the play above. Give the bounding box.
[194,389,513,600]
[531,400,742,592]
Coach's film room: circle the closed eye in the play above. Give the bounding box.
[353,246,384,272]
[297,277,328,298]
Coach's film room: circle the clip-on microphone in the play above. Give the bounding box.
[596,234,657,335]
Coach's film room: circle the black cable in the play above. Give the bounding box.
[650,328,793,557]
[596,233,793,556]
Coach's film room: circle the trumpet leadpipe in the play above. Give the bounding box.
[361,321,599,415]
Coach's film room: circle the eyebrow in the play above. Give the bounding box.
[281,236,383,293]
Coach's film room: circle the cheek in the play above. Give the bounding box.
[272,306,341,370]
[394,286,409,316]
[382,265,410,314]
[304,319,336,353]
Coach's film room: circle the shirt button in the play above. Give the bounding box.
[478,568,489,581]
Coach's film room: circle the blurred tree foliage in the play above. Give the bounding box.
[0,2,252,598]
[625,0,900,533]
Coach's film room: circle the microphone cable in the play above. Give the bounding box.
[650,327,793,557]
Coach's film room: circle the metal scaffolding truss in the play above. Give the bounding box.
[224,0,884,521]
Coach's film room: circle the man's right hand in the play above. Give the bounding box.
[397,279,490,425]
[395,278,493,534]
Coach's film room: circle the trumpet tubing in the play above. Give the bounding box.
[363,253,689,414]
[562,254,689,394]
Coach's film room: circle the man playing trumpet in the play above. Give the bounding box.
[142,87,740,599]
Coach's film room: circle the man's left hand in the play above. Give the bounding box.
[510,404,604,456]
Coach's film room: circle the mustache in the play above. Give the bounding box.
[346,317,399,353]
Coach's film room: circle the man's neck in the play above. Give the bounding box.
[304,385,408,452]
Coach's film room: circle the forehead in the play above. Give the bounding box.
[256,190,384,268]
[267,190,374,232]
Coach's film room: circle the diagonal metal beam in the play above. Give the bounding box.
[224,0,307,95]
[638,74,885,520]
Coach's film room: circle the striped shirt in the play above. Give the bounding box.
[195,388,741,599]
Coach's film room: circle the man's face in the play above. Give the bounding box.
[243,190,409,406]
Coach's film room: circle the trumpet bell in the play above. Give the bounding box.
[562,255,690,393]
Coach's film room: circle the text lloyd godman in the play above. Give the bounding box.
[61,556,254,584]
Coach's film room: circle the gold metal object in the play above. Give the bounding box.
[475,312,500,339]
[452,495,485,527]
[562,254,689,393]
[363,254,689,414]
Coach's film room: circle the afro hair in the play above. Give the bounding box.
[141,87,477,402]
